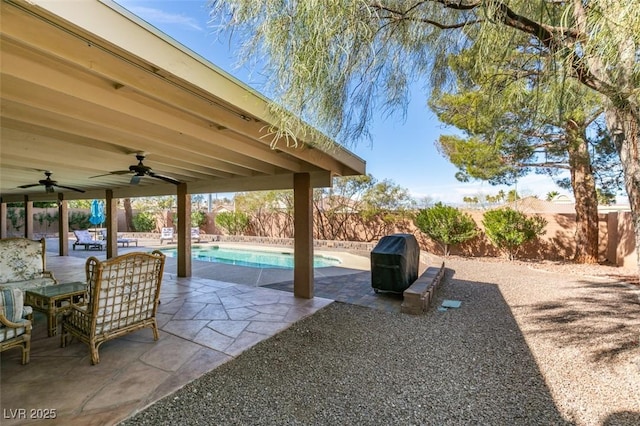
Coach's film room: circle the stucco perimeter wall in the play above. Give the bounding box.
[606,211,637,267]
[416,211,636,268]
[216,211,637,267]
[4,208,637,268]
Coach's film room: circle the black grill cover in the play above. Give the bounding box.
[371,233,419,293]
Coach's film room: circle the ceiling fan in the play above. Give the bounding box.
[18,171,85,193]
[91,153,181,185]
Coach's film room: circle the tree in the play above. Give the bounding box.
[596,188,616,206]
[123,198,135,232]
[209,0,640,273]
[482,208,547,261]
[132,212,156,232]
[215,211,250,235]
[360,178,415,240]
[546,191,560,202]
[430,44,607,263]
[414,203,479,256]
[235,190,294,237]
[313,175,374,240]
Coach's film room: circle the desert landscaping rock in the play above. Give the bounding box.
[122,257,640,425]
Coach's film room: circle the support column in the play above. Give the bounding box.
[106,191,118,259]
[0,202,7,239]
[57,194,69,256]
[24,197,33,240]
[177,183,191,277]
[293,173,313,298]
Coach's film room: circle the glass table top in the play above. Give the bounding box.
[26,282,86,297]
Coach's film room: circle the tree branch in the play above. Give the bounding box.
[370,2,481,29]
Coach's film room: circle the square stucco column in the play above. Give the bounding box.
[177,183,191,277]
[57,194,69,256]
[23,197,33,240]
[294,173,313,299]
[105,190,118,259]
[0,202,7,239]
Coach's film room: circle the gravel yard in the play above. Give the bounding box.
[122,257,640,425]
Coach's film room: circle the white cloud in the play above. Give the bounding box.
[126,6,204,31]
[409,173,574,205]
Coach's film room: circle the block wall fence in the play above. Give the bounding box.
[3,208,636,268]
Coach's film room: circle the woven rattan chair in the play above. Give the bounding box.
[60,251,165,365]
[0,288,33,365]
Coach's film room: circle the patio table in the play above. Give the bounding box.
[25,282,87,337]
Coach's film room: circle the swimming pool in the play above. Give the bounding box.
[159,246,341,269]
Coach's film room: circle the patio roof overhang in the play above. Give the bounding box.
[0,0,366,202]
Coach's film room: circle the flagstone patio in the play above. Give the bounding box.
[1,254,332,425]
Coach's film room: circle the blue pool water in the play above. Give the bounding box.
[159,246,341,269]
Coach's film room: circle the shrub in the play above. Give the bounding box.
[482,208,547,260]
[191,210,207,228]
[215,211,249,235]
[7,207,25,231]
[414,203,478,256]
[68,212,91,230]
[132,212,156,232]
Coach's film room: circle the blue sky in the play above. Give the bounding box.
[115,0,570,204]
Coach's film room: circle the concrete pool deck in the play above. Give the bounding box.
[45,237,436,314]
[46,238,378,286]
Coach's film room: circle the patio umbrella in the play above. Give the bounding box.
[89,199,105,239]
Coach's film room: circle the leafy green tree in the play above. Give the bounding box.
[215,211,250,235]
[133,196,176,227]
[414,203,478,256]
[191,211,208,228]
[360,178,415,241]
[68,212,91,230]
[313,175,414,241]
[463,196,479,209]
[546,191,560,202]
[132,212,156,232]
[596,188,616,206]
[430,42,611,264]
[67,200,92,209]
[313,175,374,240]
[482,208,547,261]
[235,190,294,237]
[209,0,640,273]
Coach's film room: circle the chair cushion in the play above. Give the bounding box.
[0,238,44,283]
[0,288,24,323]
[1,321,28,340]
[0,277,57,291]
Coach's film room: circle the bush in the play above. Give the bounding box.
[215,211,249,235]
[482,208,547,260]
[191,210,207,228]
[132,212,156,232]
[68,212,91,230]
[414,203,478,256]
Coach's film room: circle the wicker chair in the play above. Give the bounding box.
[60,251,165,365]
[0,288,33,365]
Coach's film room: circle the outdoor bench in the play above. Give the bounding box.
[400,262,445,315]
[0,238,58,291]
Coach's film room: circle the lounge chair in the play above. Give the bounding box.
[191,227,202,243]
[99,230,138,248]
[160,227,174,244]
[72,230,106,251]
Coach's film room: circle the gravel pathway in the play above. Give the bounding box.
[121,257,640,425]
